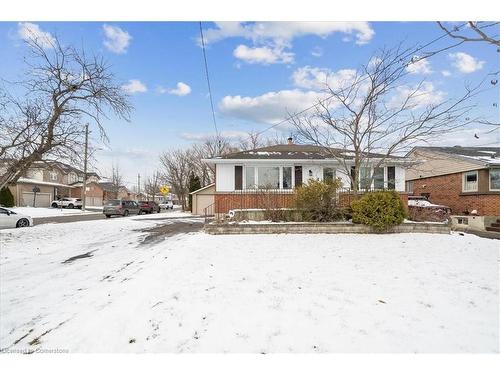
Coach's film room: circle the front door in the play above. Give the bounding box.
[294,166,302,187]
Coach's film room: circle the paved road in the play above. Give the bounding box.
[33,213,107,225]
[33,209,194,226]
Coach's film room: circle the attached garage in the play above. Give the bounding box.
[21,191,51,207]
[86,196,103,207]
[190,183,215,216]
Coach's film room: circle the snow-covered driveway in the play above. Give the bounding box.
[0,217,498,353]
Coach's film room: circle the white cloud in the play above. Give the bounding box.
[311,46,323,57]
[202,21,374,46]
[219,89,323,123]
[103,24,131,54]
[441,70,452,77]
[202,22,373,66]
[292,66,357,90]
[449,52,485,73]
[233,44,294,65]
[160,82,192,96]
[180,130,249,141]
[405,57,433,75]
[122,79,147,94]
[17,22,55,48]
[389,82,445,109]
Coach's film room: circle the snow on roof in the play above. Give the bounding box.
[17,178,73,188]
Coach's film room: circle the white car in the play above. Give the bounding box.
[51,197,82,209]
[0,207,33,229]
[159,201,174,210]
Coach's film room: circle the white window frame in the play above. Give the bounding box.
[463,171,478,192]
[49,171,58,181]
[322,166,336,183]
[489,168,500,191]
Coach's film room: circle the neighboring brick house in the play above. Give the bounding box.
[202,141,413,215]
[1,160,101,207]
[406,147,500,216]
[98,182,134,201]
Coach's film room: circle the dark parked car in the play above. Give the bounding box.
[138,201,160,214]
[103,199,140,218]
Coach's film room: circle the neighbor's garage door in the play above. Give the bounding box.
[86,197,102,207]
[21,192,51,207]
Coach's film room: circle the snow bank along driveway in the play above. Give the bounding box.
[0,217,498,353]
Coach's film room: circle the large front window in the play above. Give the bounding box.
[463,171,478,192]
[244,166,293,190]
[490,168,500,191]
[257,167,280,189]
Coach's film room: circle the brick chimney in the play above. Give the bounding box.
[287,136,293,145]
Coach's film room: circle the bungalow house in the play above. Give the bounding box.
[405,146,500,216]
[202,141,412,215]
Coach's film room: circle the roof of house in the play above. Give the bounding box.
[409,146,500,164]
[16,178,74,188]
[214,144,403,161]
[97,182,128,192]
[0,158,101,179]
[189,183,215,195]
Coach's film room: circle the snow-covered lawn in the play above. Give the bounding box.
[6,207,97,218]
[0,217,498,353]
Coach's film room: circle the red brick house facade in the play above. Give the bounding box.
[406,147,500,216]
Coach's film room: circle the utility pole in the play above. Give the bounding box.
[137,173,141,199]
[82,123,89,211]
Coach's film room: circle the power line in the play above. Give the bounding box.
[199,21,220,148]
[242,22,471,142]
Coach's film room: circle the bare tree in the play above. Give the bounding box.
[437,22,500,47]
[0,33,131,190]
[159,149,193,210]
[109,163,123,194]
[190,135,238,186]
[144,171,161,201]
[238,130,265,150]
[290,46,484,191]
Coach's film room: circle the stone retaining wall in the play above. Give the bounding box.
[205,222,450,235]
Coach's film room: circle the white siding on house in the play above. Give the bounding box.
[395,166,405,192]
[216,164,235,192]
[302,165,322,184]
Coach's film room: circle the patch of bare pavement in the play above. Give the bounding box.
[33,213,105,225]
[139,220,204,245]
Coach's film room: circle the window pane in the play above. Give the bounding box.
[283,167,292,189]
[360,167,371,190]
[323,167,335,183]
[258,167,280,189]
[245,167,255,189]
[466,173,477,182]
[490,169,500,190]
[387,166,396,190]
[373,167,384,189]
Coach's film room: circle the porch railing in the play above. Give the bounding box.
[212,187,406,215]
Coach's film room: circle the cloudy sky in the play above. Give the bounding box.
[0,21,498,188]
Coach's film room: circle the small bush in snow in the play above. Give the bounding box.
[0,186,15,207]
[293,178,346,222]
[351,191,406,231]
